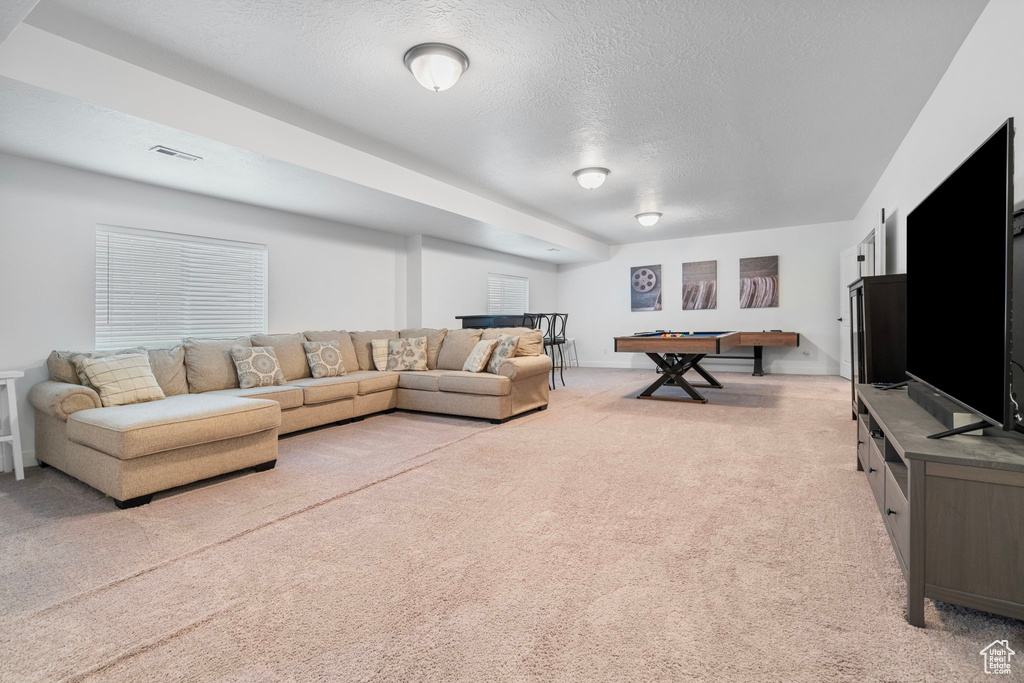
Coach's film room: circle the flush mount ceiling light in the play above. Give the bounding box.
[403,43,469,92]
[635,212,663,227]
[573,167,610,190]
[573,168,610,191]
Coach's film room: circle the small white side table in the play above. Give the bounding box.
[1,371,25,481]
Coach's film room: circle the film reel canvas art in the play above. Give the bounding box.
[739,255,779,308]
[630,264,662,311]
[681,260,717,310]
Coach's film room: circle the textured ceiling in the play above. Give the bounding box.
[18,0,990,245]
[0,78,583,262]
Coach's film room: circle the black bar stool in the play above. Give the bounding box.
[523,313,568,389]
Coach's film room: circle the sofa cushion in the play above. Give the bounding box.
[303,340,345,378]
[184,337,252,393]
[147,345,189,396]
[481,327,544,356]
[287,377,359,405]
[400,328,448,369]
[350,330,399,371]
[351,370,400,395]
[302,330,359,376]
[438,372,512,396]
[397,370,451,392]
[47,350,83,385]
[388,337,428,371]
[67,394,280,460]
[230,346,286,388]
[250,333,311,381]
[436,329,483,370]
[206,385,305,410]
[80,353,166,408]
[463,339,499,373]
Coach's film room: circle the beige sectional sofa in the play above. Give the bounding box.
[29,327,551,508]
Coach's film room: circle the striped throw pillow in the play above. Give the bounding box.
[370,339,393,371]
[462,339,499,373]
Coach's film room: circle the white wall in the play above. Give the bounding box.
[0,153,404,466]
[418,236,558,329]
[847,0,1024,265]
[558,221,851,375]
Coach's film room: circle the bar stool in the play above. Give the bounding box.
[548,314,568,387]
[523,313,556,390]
[523,313,569,388]
[1,371,25,481]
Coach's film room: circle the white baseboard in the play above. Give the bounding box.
[1,448,36,474]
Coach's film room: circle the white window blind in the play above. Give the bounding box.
[95,226,268,350]
[487,273,529,315]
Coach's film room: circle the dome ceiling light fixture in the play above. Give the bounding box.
[573,167,610,190]
[403,43,470,92]
[635,212,663,227]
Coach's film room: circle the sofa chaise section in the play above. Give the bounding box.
[29,382,280,508]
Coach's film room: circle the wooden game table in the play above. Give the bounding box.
[613,331,800,403]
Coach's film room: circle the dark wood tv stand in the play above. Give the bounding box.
[856,385,1024,627]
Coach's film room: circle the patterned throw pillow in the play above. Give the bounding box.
[230,346,286,389]
[488,334,520,374]
[370,339,392,371]
[303,340,345,378]
[462,339,500,373]
[80,353,166,407]
[387,337,428,371]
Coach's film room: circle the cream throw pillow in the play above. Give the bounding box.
[70,347,147,390]
[80,353,166,407]
[230,346,286,388]
[462,339,499,373]
[370,339,392,371]
[387,337,428,371]
[303,340,345,378]
[488,334,520,374]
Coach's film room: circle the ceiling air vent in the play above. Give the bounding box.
[149,145,202,162]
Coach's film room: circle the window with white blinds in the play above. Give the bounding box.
[95,226,268,350]
[486,273,530,315]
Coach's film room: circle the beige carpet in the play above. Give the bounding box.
[0,368,1020,682]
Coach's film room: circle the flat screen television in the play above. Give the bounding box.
[906,118,1015,432]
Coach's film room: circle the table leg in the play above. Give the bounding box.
[638,353,709,403]
[691,362,724,389]
[752,347,764,376]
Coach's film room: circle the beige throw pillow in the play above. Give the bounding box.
[387,337,428,371]
[370,339,392,371]
[303,340,345,378]
[230,346,286,389]
[80,353,166,407]
[488,334,520,374]
[69,347,147,389]
[462,339,499,373]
